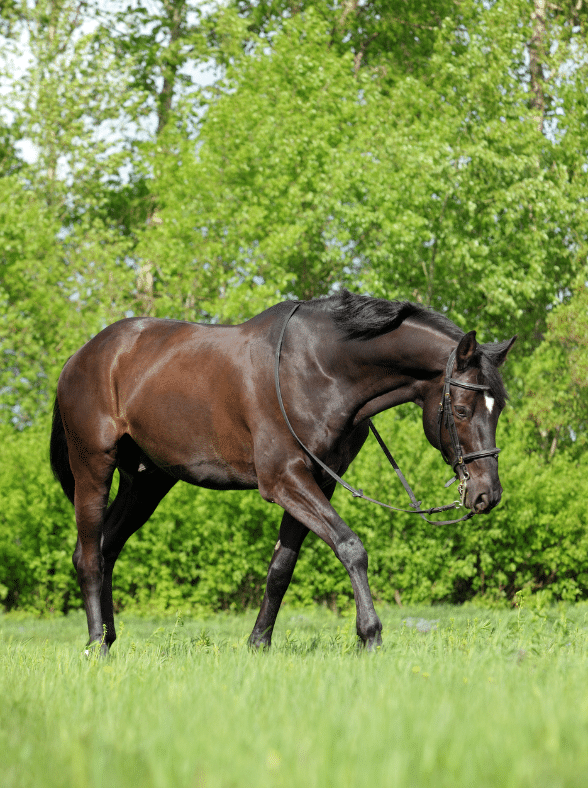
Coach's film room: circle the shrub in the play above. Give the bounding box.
[2,407,587,613]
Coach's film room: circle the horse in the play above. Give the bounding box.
[50,291,516,654]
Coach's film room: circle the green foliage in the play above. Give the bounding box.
[112,483,279,613]
[0,425,79,610]
[3,406,588,614]
[1,0,588,612]
[0,171,135,425]
[137,0,585,341]
[517,282,588,456]
[0,177,63,423]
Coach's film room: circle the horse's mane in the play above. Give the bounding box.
[317,290,463,342]
[312,290,509,407]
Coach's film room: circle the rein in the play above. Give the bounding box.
[274,302,500,526]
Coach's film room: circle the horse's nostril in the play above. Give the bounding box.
[475,493,489,513]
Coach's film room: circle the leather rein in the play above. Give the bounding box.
[274,302,501,526]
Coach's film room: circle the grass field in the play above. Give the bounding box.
[2,602,588,788]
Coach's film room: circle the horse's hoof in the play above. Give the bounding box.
[248,636,271,651]
[83,641,109,658]
[359,632,383,652]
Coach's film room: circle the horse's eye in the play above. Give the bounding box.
[455,406,468,419]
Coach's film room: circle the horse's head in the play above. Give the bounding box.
[423,331,516,515]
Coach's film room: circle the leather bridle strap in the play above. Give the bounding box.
[437,349,501,491]
[274,302,475,526]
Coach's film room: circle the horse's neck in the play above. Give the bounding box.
[343,320,456,419]
[352,319,455,376]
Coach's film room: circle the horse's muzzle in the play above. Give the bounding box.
[471,487,502,514]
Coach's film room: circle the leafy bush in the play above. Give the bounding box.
[2,406,588,614]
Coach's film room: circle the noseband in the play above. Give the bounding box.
[437,348,501,503]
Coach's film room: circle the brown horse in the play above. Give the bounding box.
[50,291,515,653]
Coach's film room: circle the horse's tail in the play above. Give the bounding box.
[50,396,75,506]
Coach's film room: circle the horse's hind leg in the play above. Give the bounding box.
[248,512,310,649]
[99,466,176,650]
[70,451,117,655]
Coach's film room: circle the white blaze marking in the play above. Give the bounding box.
[484,393,495,414]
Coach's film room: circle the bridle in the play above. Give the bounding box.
[274,302,500,525]
[437,347,501,505]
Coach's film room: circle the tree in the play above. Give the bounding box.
[2,0,588,608]
[134,6,370,320]
[517,281,588,459]
[133,0,587,341]
[0,1,137,425]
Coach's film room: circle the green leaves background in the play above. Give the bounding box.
[1,0,587,609]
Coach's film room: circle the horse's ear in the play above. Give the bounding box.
[494,335,517,367]
[455,331,478,371]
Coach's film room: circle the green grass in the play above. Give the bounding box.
[2,602,588,788]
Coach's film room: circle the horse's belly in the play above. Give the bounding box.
[128,420,258,491]
[164,454,259,491]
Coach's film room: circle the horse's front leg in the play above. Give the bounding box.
[248,511,310,649]
[260,462,382,650]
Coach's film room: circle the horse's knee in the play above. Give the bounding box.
[72,542,103,578]
[336,534,368,574]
